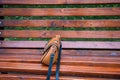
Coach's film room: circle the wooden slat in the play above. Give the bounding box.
[0,62,120,78]
[0,0,120,5]
[0,49,43,54]
[0,41,120,49]
[0,53,120,62]
[0,49,120,57]
[1,20,120,27]
[0,8,120,16]
[0,74,118,80]
[0,54,120,67]
[0,30,120,38]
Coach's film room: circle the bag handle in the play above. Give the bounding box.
[46,53,55,80]
[46,42,62,80]
[55,42,62,80]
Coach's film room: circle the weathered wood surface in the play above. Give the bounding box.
[0,41,120,49]
[0,74,119,80]
[0,49,120,57]
[0,0,120,79]
[0,62,120,78]
[0,30,120,38]
[0,20,120,27]
[0,0,120,5]
[0,8,120,16]
[0,54,120,67]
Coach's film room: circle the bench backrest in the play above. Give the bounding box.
[0,1,120,49]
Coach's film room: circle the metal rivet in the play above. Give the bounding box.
[0,32,1,35]
[0,21,2,24]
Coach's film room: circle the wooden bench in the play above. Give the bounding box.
[0,0,120,80]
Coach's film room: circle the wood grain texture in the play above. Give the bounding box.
[0,0,120,79]
[0,8,120,16]
[0,74,118,80]
[1,20,120,27]
[0,30,120,38]
[0,41,120,49]
[0,49,120,57]
[0,0,120,5]
[0,62,120,78]
[0,54,120,67]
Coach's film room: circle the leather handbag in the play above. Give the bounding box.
[40,35,61,65]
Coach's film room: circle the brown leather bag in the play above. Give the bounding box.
[40,35,61,65]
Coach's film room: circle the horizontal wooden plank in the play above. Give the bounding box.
[1,74,120,80]
[0,74,118,80]
[0,53,119,62]
[0,49,120,57]
[0,54,120,67]
[0,53,120,61]
[1,20,120,27]
[0,0,120,5]
[0,62,120,78]
[0,41,120,49]
[0,8,120,16]
[0,30,120,38]
[0,49,43,54]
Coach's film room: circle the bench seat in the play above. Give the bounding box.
[0,0,120,80]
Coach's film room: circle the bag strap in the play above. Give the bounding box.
[46,53,55,80]
[46,42,62,80]
[55,42,62,80]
